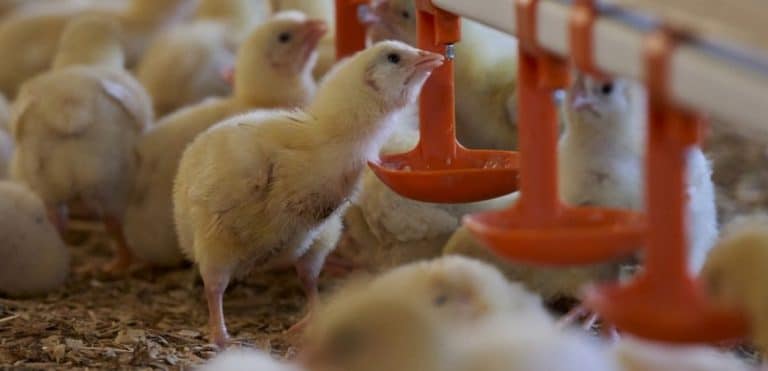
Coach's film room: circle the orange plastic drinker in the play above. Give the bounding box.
[368,0,520,203]
[335,0,369,59]
[584,29,748,343]
[463,0,645,265]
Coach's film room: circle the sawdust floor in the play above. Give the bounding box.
[1,125,767,370]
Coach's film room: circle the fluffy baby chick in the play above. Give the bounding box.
[10,17,152,272]
[701,213,768,354]
[304,260,600,371]
[0,181,69,297]
[173,40,444,347]
[0,0,195,97]
[613,337,751,371]
[137,0,271,116]
[270,0,335,80]
[198,348,302,371]
[364,0,520,149]
[126,11,326,268]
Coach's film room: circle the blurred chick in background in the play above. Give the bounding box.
[304,256,613,371]
[137,0,272,117]
[126,11,327,268]
[446,73,718,330]
[0,181,69,298]
[172,41,443,347]
[0,0,196,97]
[270,0,335,80]
[362,0,520,150]
[10,17,153,273]
[199,348,302,371]
[701,213,768,355]
[613,336,751,371]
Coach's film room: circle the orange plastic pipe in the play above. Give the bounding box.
[335,0,368,60]
[415,9,459,166]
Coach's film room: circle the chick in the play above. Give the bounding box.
[126,11,326,268]
[304,259,606,371]
[612,336,751,371]
[0,181,69,297]
[172,40,444,347]
[10,16,153,272]
[364,0,520,149]
[701,213,768,354]
[137,0,271,116]
[0,0,195,97]
[270,0,335,80]
[446,74,718,325]
[198,348,302,371]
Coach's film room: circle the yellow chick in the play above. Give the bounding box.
[172,41,443,347]
[10,16,153,273]
[125,11,326,268]
[613,336,751,371]
[0,0,195,97]
[198,348,303,371]
[364,0,519,150]
[137,0,272,117]
[270,0,335,80]
[701,213,768,354]
[0,181,69,297]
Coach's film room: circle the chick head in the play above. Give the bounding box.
[303,280,450,371]
[364,0,417,46]
[333,40,442,111]
[566,72,636,126]
[372,255,551,324]
[701,213,768,311]
[241,11,328,77]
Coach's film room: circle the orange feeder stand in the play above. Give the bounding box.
[367,0,520,203]
[464,0,645,265]
[583,28,748,343]
[335,0,369,59]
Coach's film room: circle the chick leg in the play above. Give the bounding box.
[201,267,231,349]
[286,247,329,335]
[102,215,133,273]
[46,204,69,236]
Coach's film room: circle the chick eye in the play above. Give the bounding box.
[401,10,410,19]
[278,32,292,43]
[600,83,614,95]
[387,53,401,64]
[433,294,449,306]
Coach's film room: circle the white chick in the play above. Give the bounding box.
[197,348,302,371]
[126,11,326,268]
[137,0,271,116]
[364,0,520,149]
[270,0,335,80]
[0,181,69,297]
[446,74,717,308]
[0,0,195,97]
[612,336,751,371]
[172,40,444,347]
[10,16,153,272]
[701,213,768,354]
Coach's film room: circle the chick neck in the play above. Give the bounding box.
[562,105,644,158]
[233,68,315,110]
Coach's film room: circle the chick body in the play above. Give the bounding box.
[126,11,324,267]
[612,337,751,371]
[198,348,302,371]
[173,40,444,346]
[11,17,152,271]
[701,213,768,354]
[0,0,195,97]
[0,181,69,297]
[137,0,271,117]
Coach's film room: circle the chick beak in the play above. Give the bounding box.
[302,19,328,48]
[413,51,445,72]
